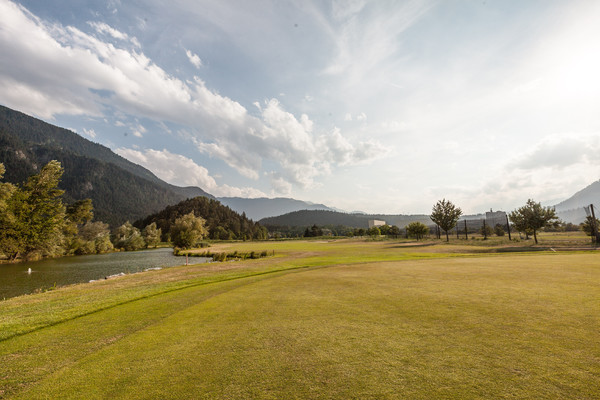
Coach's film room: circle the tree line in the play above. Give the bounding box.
[0,161,170,261]
[0,161,264,261]
[425,198,566,244]
[300,199,589,243]
[0,160,112,261]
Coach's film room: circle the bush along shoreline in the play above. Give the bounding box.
[173,248,274,262]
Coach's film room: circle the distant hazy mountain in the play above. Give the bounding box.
[554,180,600,211]
[217,197,336,220]
[553,180,600,224]
[0,105,212,226]
[259,209,431,229]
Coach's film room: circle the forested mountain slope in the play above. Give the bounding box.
[135,196,267,241]
[0,105,213,225]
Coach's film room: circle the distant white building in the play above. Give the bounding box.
[368,219,386,228]
[486,209,507,227]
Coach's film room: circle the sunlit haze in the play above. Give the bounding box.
[1,0,599,214]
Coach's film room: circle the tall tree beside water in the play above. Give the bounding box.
[0,161,108,260]
[143,222,162,248]
[112,222,145,251]
[0,163,19,258]
[77,221,114,254]
[0,161,66,260]
[170,212,208,249]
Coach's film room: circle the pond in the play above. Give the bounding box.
[0,248,209,300]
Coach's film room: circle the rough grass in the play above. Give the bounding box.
[1,239,599,399]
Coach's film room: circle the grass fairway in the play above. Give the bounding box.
[1,240,599,399]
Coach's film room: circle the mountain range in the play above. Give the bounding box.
[0,104,598,227]
[259,210,432,229]
[553,180,600,224]
[217,197,336,221]
[0,105,341,226]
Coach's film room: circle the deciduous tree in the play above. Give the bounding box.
[0,163,18,259]
[142,222,162,248]
[7,161,66,259]
[78,221,113,254]
[388,225,401,237]
[367,226,381,237]
[170,212,208,249]
[113,221,145,251]
[508,199,558,244]
[406,221,429,240]
[63,199,95,254]
[494,224,505,237]
[430,199,462,242]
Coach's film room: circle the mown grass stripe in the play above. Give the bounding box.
[0,264,317,344]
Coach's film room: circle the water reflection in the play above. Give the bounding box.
[0,248,208,299]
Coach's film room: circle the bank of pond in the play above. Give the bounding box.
[0,248,210,300]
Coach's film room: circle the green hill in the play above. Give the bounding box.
[135,196,267,241]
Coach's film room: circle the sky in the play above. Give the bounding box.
[1,0,599,215]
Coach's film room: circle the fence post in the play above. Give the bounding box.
[483,219,487,240]
[590,204,598,245]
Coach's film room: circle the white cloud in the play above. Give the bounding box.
[131,124,146,138]
[0,2,397,199]
[331,0,367,21]
[268,172,293,196]
[88,21,140,47]
[185,49,203,69]
[0,1,248,126]
[429,133,600,214]
[322,1,433,83]
[82,128,97,138]
[195,98,386,189]
[320,127,389,166]
[114,147,266,197]
[513,134,600,171]
[320,128,353,165]
[380,120,409,132]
